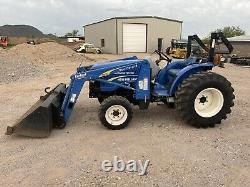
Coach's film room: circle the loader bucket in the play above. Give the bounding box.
[6,83,67,138]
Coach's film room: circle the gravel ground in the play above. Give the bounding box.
[0,45,249,186]
[0,59,44,84]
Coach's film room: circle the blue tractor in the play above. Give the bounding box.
[6,32,235,138]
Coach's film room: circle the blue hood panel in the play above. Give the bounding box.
[91,56,140,70]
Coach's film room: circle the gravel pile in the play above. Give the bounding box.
[0,42,86,64]
[0,42,93,84]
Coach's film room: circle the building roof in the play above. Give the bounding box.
[228,35,250,42]
[84,16,183,27]
[59,36,85,39]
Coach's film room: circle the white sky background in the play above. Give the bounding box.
[0,0,249,38]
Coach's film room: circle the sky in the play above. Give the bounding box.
[0,0,249,38]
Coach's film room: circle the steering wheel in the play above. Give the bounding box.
[154,50,172,65]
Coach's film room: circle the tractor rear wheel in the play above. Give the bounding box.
[175,72,234,128]
[99,96,133,130]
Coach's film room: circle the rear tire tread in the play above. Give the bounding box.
[175,72,235,128]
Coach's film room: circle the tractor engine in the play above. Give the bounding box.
[89,61,140,104]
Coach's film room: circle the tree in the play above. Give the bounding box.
[65,30,79,37]
[202,26,246,43]
[72,30,79,37]
[215,26,245,38]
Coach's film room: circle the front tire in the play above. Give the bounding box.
[175,72,235,128]
[98,96,133,130]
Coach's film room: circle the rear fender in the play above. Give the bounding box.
[155,59,186,85]
[169,63,213,96]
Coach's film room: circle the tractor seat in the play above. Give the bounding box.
[145,57,160,79]
[167,58,198,77]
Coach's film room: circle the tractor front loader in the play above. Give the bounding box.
[6,32,235,138]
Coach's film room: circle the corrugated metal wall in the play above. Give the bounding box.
[117,18,182,54]
[231,42,250,57]
[84,17,182,54]
[84,19,117,54]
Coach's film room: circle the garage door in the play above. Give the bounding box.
[123,24,147,53]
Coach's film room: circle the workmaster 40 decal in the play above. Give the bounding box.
[99,63,138,78]
[108,75,138,82]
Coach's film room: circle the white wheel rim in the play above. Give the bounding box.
[194,88,224,118]
[105,105,128,126]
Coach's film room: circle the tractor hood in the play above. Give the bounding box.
[91,56,140,70]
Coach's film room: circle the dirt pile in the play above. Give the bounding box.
[0,42,88,64]
[0,42,95,84]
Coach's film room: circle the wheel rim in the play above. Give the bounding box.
[105,105,128,126]
[194,88,224,118]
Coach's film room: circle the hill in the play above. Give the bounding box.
[0,25,45,38]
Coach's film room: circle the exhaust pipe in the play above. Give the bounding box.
[6,83,67,138]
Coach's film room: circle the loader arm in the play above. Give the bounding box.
[61,59,151,123]
[6,64,137,138]
[61,66,136,122]
[6,57,151,138]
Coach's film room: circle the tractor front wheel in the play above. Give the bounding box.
[175,72,235,128]
[99,96,133,130]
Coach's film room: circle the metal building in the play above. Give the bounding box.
[84,16,182,54]
[228,35,250,57]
